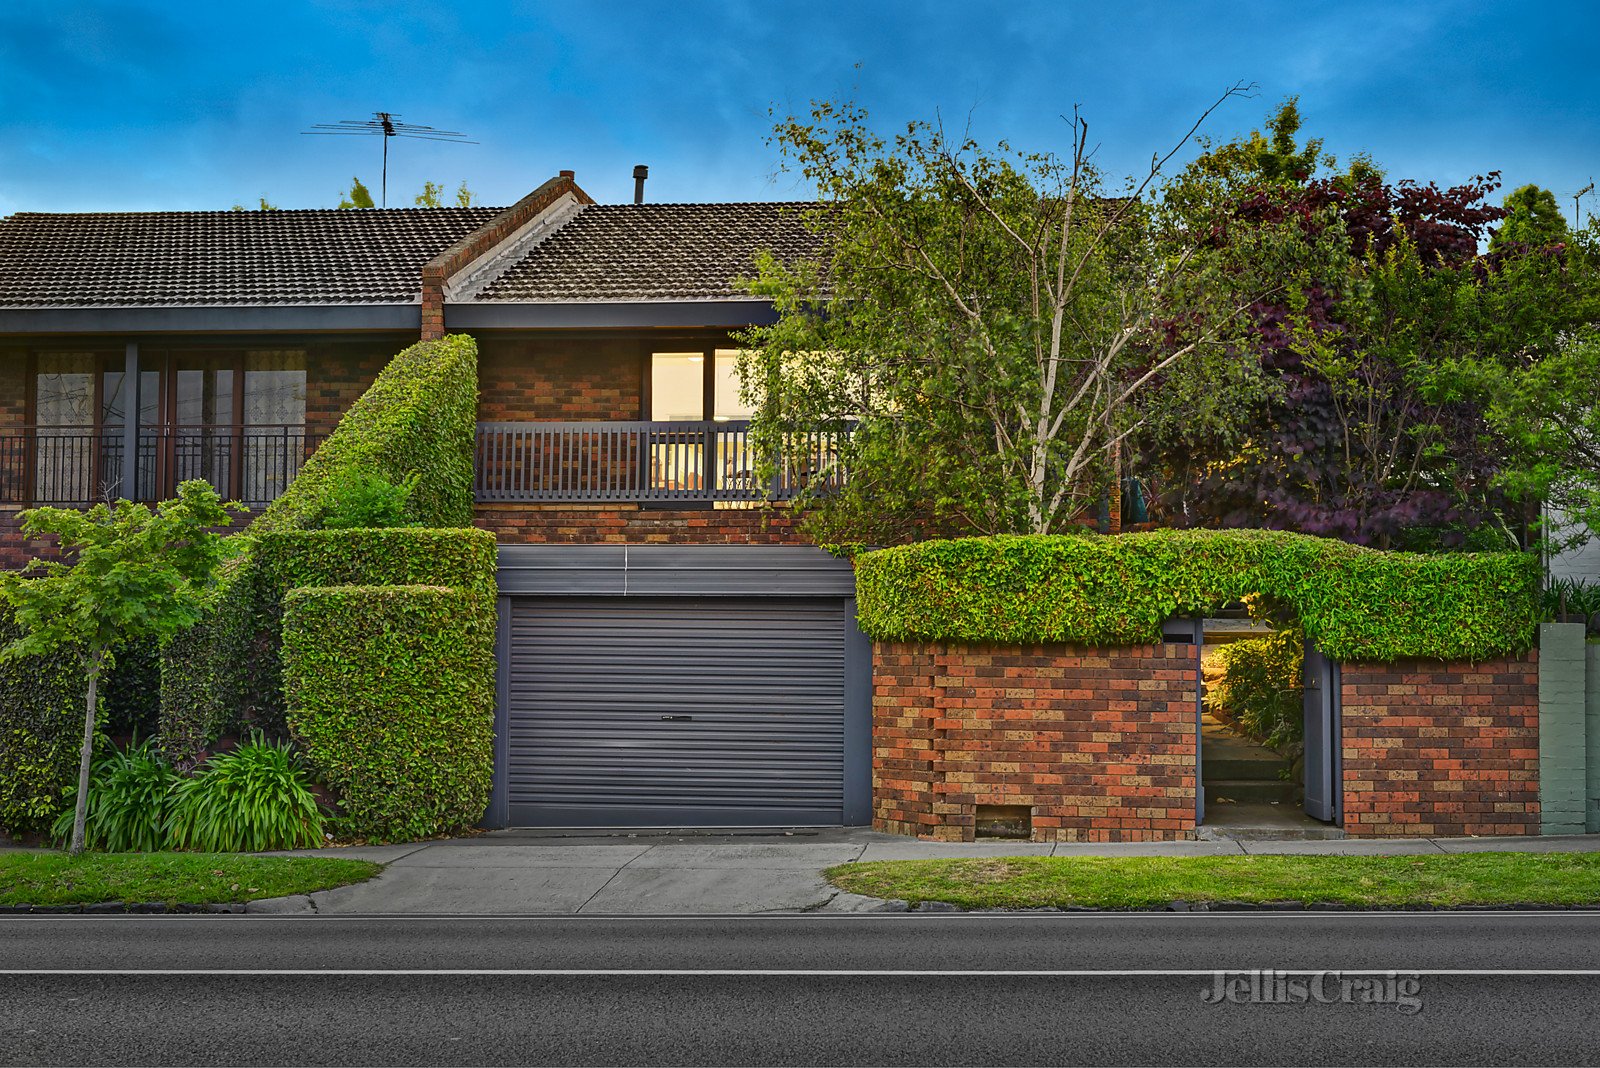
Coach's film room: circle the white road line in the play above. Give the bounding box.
[3,968,1600,977]
[4,910,1600,920]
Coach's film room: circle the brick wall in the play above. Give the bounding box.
[873,641,1199,842]
[420,173,593,340]
[1341,655,1540,837]
[477,337,641,422]
[475,503,805,544]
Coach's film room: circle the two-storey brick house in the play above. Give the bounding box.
[0,172,870,829]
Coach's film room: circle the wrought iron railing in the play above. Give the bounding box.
[0,425,320,509]
[474,420,848,504]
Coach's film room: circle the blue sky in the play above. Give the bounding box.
[1,1,1596,217]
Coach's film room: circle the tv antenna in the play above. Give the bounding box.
[301,111,476,207]
[1574,181,1594,229]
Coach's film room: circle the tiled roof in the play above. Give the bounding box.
[474,202,824,302]
[0,207,503,307]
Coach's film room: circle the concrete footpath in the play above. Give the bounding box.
[258,826,1600,916]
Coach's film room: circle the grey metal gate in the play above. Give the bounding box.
[506,596,850,827]
[1302,643,1342,823]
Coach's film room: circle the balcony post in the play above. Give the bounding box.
[121,342,139,501]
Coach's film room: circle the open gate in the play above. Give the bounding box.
[1302,644,1343,824]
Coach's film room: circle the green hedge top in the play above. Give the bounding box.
[853,530,1541,662]
[255,333,479,532]
[255,528,498,598]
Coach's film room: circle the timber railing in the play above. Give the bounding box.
[473,420,849,504]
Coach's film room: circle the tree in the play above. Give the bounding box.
[1490,184,1569,252]
[337,177,375,209]
[414,181,444,208]
[1152,101,1596,548]
[230,196,279,212]
[0,482,244,853]
[737,90,1325,543]
[415,181,478,207]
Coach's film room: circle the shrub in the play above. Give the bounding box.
[166,736,325,852]
[0,608,86,838]
[1545,578,1600,635]
[102,637,162,739]
[254,334,479,533]
[853,530,1541,661]
[228,528,497,738]
[281,585,495,843]
[1206,629,1305,753]
[52,740,175,853]
[315,472,418,530]
[158,334,483,763]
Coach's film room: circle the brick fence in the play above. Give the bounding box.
[873,641,1198,842]
[1340,655,1540,837]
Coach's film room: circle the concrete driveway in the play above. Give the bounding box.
[266,826,1600,916]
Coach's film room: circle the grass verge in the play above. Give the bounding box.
[0,852,381,906]
[825,853,1600,909]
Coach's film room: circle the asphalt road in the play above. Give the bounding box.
[4,912,1600,1065]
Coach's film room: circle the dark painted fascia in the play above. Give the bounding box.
[444,300,779,330]
[0,304,420,335]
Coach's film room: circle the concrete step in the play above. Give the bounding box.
[1205,754,1288,780]
[1204,779,1298,806]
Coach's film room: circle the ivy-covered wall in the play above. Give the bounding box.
[854,531,1540,662]
[0,608,85,837]
[281,584,496,842]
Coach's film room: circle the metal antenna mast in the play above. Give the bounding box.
[301,111,476,207]
[1574,181,1594,230]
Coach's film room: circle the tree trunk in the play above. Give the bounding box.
[68,648,103,856]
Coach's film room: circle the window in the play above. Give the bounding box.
[27,348,308,506]
[646,348,758,498]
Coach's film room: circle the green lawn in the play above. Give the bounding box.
[825,852,1600,909]
[0,852,380,907]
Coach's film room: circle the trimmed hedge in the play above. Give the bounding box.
[158,334,483,762]
[254,334,479,533]
[159,528,497,756]
[281,585,496,843]
[854,531,1541,662]
[0,608,87,837]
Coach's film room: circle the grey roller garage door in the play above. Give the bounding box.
[507,597,848,826]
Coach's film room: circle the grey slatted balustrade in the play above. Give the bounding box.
[474,420,848,504]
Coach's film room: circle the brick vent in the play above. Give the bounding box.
[873,642,1199,842]
[1341,655,1540,837]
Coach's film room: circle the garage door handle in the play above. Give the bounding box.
[660,715,694,721]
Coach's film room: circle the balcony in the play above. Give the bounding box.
[1,421,847,511]
[0,425,320,510]
[474,420,848,505]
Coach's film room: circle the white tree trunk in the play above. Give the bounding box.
[68,650,102,856]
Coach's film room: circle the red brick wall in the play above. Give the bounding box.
[421,174,593,339]
[873,642,1199,842]
[475,503,806,544]
[477,337,641,422]
[1341,655,1540,837]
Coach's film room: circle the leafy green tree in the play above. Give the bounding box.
[415,181,478,207]
[230,197,279,212]
[0,482,244,854]
[337,177,376,209]
[414,181,444,207]
[738,90,1328,542]
[1483,332,1600,550]
[1490,184,1569,251]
